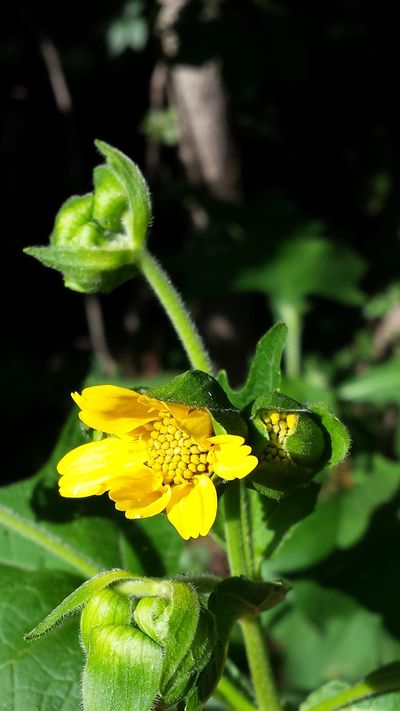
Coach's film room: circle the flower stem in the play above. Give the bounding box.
[216,675,258,711]
[139,249,213,374]
[222,482,282,711]
[274,300,302,379]
[239,618,281,711]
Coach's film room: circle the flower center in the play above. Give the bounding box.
[261,411,298,464]
[146,412,212,485]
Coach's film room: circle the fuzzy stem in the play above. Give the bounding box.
[139,249,213,374]
[216,675,258,711]
[222,483,282,711]
[274,301,302,379]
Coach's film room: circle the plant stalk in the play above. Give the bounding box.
[216,675,258,711]
[222,482,282,711]
[274,300,302,379]
[139,249,213,374]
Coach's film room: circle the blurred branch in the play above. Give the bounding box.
[84,295,117,377]
[170,60,241,201]
[146,60,169,175]
[157,0,241,202]
[39,37,72,114]
[373,301,400,357]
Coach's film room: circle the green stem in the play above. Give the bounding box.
[239,619,281,711]
[216,675,258,711]
[139,249,213,374]
[222,481,246,577]
[240,482,255,579]
[222,483,282,711]
[306,675,400,711]
[274,301,302,379]
[0,504,100,578]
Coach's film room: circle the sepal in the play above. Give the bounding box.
[145,369,248,437]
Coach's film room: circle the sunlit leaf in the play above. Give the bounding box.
[218,322,287,409]
[0,564,82,711]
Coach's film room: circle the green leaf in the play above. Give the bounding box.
[107,1,149,55]
[338,357,400,404]
[261,484,320,560]
[301,681,351,710]
[217,323,288,409]
[266,581,400,692]
[234,235,365,311]
[262,455,400,575]
[209,576,289,635]
[0,564,82,711]
[24,245,137,294]
[25,569,134,640]
[95,139,151,248]
[301,663,400,710]
[245,488,277,574]
[186,576,288,711]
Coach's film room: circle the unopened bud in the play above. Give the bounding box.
[24,140,151,293]
[250,392,328,496]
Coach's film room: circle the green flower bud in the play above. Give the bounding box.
[25,570,289,711]
[249,391,329,497]
[92,165,128,232]
[134,596,216,708]
[24,140,151,294]
[82,624,163,711]
[52,194,94,244]
[80,587,132,651]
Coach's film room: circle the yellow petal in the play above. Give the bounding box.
[112,486,171,520]
[209,435,258,481]
[166,403,213,445]
[208,434,245,446]
[57,437,148,498]
[166,476,217,539]
[73,385,157,435]
[108,470,163,500]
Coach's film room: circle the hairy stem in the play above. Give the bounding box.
[139,250,213,374]
[275,300,302,379]
[216,675,258,711]
[222,483,282,711]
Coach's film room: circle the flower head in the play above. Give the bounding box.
[57,385,258,539]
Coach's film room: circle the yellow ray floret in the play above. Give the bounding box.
[57,385,258,539]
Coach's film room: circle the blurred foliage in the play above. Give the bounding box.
[3,0,400,708]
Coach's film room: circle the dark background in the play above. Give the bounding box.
[2,0,400,482]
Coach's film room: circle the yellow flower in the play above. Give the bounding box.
[57,385,258,539]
